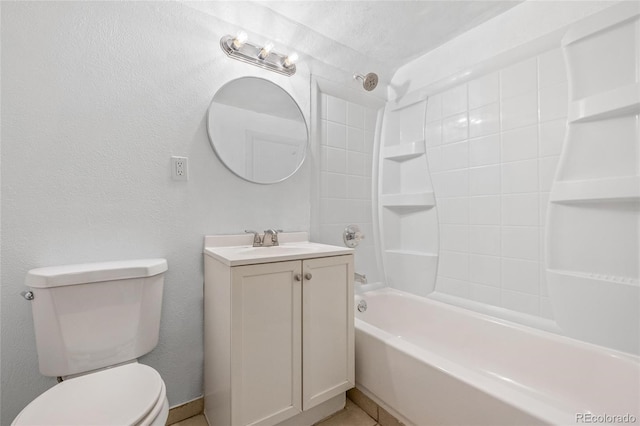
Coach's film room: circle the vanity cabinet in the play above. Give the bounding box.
[204,251,354,426]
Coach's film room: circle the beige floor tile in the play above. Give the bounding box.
[378,407,404,426]
[169,414,209,426]
[315,399,377,426]
[347,388,378,421]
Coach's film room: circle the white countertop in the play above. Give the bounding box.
[204,232,353,266]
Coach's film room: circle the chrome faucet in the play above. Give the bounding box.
[262,229,281,247]
[244,229,283,247]
[245,230,263,247]
[355,272,367,284]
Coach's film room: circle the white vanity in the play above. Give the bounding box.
[203,232,354,426]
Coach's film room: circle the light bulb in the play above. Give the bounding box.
[258,41,274,59]
[232,31,248,50]
[283,52,298,68]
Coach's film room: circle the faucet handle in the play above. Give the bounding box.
[244,230,262,247]
[343,225,364,248]
[263,229,282,246]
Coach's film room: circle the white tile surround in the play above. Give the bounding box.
[319,94,381,284]
[426,48,568,319]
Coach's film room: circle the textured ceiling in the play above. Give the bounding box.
[260,1,522,71]
[195,1,523,92]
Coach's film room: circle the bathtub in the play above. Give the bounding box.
[354,288,640,425]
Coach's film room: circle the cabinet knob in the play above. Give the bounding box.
[304,273,313,280]
[294,274,302,281]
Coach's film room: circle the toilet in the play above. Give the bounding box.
[13,259,170,426]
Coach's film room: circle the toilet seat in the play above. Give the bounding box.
[12,363,166,426]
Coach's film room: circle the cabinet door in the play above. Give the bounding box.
[302,255,354,410]
[231,261,302,426]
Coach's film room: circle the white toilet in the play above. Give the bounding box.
[13,258,170,426]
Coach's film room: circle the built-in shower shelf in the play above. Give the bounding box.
[548,268,639,286]
[381,192,435,209]
[385,249,438,258]
[550,176,640,203]
[383,140,425,161]
[547,2,640,354]
[569,83,640,123]
[379,97,439,295]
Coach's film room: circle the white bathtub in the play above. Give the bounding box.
[354,288,640,425]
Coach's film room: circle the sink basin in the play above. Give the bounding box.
[237,245,323,256]
[204,234,354,266]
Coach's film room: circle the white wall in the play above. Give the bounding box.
[0,2,313,423]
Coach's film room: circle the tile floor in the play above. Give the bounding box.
[168,400,380,426]
[315,399,379,426]
[169,414,208,426]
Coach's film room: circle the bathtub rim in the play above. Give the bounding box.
[428,290,562,335]
[355,316,572,425]
[354,287,639,425]
[357,287,639,363]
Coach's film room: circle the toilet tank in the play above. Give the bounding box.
[25,259,168,377]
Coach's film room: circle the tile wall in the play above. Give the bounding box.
[318,94,381,284]
[426,48,568,318]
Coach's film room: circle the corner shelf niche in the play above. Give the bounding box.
[569,83,640,123]
[377,98,439,296]
[384,249,438,258]
[382,140,426,161]
[545,3,640,353]
[546,268,639,354]
[383,250,439,296]
[380,191,435,210]
[549,176,640,204]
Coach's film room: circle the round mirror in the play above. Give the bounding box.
[207,77,308,184]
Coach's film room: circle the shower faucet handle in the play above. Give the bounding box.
[343,224,365,248]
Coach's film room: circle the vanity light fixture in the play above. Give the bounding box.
[258,41,274,60]
[231,31,248,50]
[283,52,298,69]
[220,33,297,76]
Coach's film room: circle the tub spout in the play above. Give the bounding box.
[355,272,367,284]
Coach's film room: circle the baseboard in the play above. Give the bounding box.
[166,397,204,425]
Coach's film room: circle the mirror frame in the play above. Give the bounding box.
[206,76,309,184]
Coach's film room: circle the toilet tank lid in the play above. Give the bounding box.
[25,258,168,288]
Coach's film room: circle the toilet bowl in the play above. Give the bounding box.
[12,363,169,426]
[15,259,170,426]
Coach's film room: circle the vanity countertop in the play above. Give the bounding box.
[204,232,353,266]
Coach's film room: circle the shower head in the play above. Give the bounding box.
[354,72,378,91]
